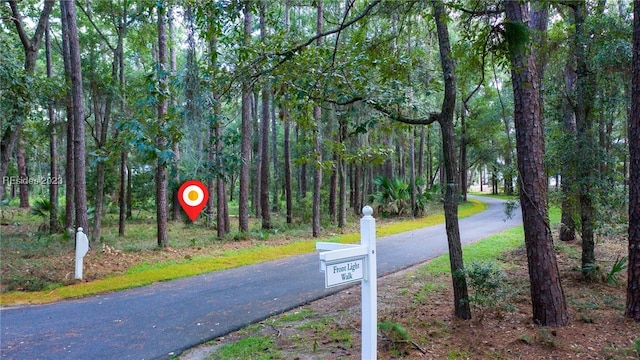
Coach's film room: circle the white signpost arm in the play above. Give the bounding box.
[360,206,377,360]
[319,245,368,262]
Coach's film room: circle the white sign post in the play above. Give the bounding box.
[316,206,377,360]
[75,227,89,280]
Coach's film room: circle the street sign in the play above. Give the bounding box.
[324,257,365,287]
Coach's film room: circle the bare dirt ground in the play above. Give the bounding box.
[181,236,639,360]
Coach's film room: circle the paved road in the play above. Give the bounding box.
[0,196,521,360]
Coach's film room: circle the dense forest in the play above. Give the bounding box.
[1,0,638,326]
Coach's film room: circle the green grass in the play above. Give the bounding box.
[422,226,525,275]
[1,200,487,306]
[207,336,279,360]
[279,308,315,322]
[421,205,561,276]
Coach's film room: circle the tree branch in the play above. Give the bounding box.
[274,0,381,58]
[8,1,32,51]
[367,100,440,125]
[462,26,497,108]
[331,0,355,68]
[231,1,382,96]
[8,0,54,69]
[313,95,440,125]
[458,7,504,16]
[30,0,54,53]
[77,2,117,53]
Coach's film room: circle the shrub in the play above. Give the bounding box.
[458,260,508,309]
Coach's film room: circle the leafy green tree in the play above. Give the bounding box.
[0,1,54,204]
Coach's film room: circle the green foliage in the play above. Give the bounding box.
[370,176,411,216]
[207,336,279,360]
[457,260,507,309]
[29,198,64,233]
[503,199,520,220]
[605,256,627,285]
[29,198,56,219]
[379,320,411,355]
[503,20,530,56]
[379,320,410,341]
[369,176,435,217]
[279,308,314,322]
[423,225,524,275]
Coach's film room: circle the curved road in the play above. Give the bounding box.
[0,196,521,360]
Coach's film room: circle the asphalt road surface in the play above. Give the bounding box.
[0,196,521,360]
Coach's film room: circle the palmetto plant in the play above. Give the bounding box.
[370,176,411,216]
[30,198,62,232]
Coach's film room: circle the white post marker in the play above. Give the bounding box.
[316,206,377,360]
[75,227,89,280]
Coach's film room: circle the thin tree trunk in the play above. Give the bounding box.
[239,0,252,233]
[62,15,75,232]
[207,98,216,229]
[560,48,578,242]
[418,125,425,180]
[16,137,28,208]
[410,128,417,216]
[573,0,598,273]
[298,124,307,198]
[625,0,639,322]
[427,129,433,187]
[282,0,293,224]
[156,1,169,248]
[283,108,293,224]
[505,1,568,326]
[433,0,470,320]
[117,5,127,236]
[126,164,132,219]
[91,47,114,242]
[338,112,347,228]
[259,2,271,230]
[493,60,514,196]
[169,7,181,222]
[45,22,59,233]
[353,163,361,214]
[216,108,228,237]
[61,0,88,233]
[329,113,338,222]
[459,111,467,201]
[253,91,261,218]
[118,151,127,236]
[271,98,279,211]
[312,0,323,237]
[92,93,111,242]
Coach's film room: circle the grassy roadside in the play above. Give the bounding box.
[0,199,487,306]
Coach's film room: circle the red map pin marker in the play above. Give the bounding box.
[178,180,209,221]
